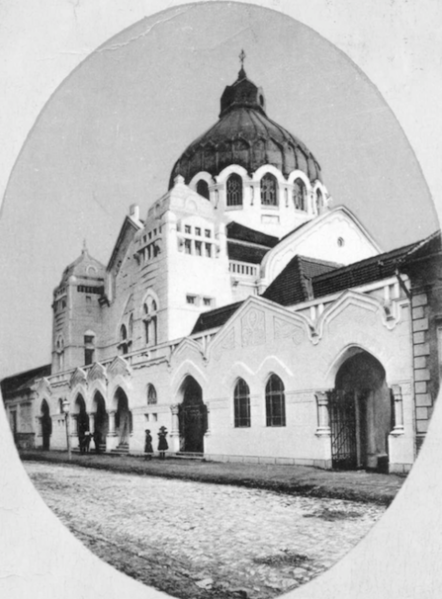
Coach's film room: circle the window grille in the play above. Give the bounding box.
[226,174,243,206]
[293,179,306,211]
[260,173,278,206]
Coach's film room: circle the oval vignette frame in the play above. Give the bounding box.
[0,2,442,599]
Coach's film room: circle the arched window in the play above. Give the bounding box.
[120,324,128,355]
[316,188,324,213]
[128,313,134,338]
[265,374,286,427]
[226,173,243,207]
[260,173,278,206]
[234,379,251,427]
[293,179,307,211]
[196,179,210,200]
[147,384,157,405]
[143,297,158,346]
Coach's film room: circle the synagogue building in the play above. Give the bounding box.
[2,61,441,473]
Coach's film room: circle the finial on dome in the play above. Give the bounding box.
[238,49,247,79]
[82,239,88,255]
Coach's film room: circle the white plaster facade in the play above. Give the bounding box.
[4,64,436,475]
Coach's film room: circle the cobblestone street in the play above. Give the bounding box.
[26,462,386,599]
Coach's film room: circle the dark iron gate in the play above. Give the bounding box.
[178,402,207,453]
[327,390,358,470]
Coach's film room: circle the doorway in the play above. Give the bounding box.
[41,400,52,450]
[328,351,391,470]
[178,377,207,453]
[92,392,109,451]
[114,387,132,446]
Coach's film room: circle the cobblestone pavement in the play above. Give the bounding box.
[26,462,386,599]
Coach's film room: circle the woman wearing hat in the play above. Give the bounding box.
[157,426,169,459]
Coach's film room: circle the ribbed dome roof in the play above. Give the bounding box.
[169,68,322,188]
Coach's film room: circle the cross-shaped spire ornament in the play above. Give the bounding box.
[239,49,246,69]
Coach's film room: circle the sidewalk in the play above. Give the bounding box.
[19,450,406,506]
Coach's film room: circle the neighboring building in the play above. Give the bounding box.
[2,63,441,473]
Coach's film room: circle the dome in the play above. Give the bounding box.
[169,67,322,188]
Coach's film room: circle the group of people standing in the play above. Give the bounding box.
[144,426,168,460]
[78,430,101,453]
[77,426,169,458]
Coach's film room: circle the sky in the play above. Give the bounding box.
[0,2,438,377]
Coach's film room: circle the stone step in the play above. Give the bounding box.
[175,452,205,460]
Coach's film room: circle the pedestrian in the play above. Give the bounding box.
[157,426,168,459]
[84,431,92,453]
[144,429,153,460]
[93,429,101,454]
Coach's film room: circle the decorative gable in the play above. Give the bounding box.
[87,363,107,385]
[69,368,87,390]
[261,207,381,290]
[34,377,53,398]
[106,356,131,379]
[170,338,205,367]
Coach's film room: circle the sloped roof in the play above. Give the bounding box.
[60,248,105,285]
[262,255,341,305]
[226,221,279,248]
[1,364,52,399]
[192,301,244,334]
[227,242,269,264]
[311,240,421,299]
[193,231,441,334]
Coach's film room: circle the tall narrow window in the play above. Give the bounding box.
[316,189,324,213]
[196,180,210,200]
[84,334,95,366]
[143,298,158,346]
[120,325,128,355]
[226,173,243,206]
[147,384,157,405]
[234,378,251,427]
[293,179,307,211]
[265,374,286,427]
[261,173,278,206]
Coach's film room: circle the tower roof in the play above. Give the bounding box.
[169,66,322,188]
[60,244,105,285]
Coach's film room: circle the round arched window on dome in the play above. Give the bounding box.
[226,173,243,207]
[293,178,307,211]
[196,179,210,200]
[260,173,278,206]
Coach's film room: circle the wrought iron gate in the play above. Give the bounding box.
[327,390,357,470]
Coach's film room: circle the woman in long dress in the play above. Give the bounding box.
[144,429,153,460]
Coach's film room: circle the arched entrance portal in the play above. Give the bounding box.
[328,351,392,471]
[178,377,207,453]
[114,387,132,446]
[92,392,109,451]
[74,394,90,449]
[41,400,52,450]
